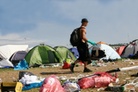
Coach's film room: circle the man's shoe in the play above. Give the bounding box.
[70,63,75,73]
[83,67,92,72]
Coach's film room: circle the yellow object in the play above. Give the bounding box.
[1,82,23,92]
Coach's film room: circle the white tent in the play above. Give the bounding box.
[0,45,28,68]
[90,44,121,60]
[121,39,138,58]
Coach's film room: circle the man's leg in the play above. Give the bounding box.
[83,61,92,72]
[70,60,79,73]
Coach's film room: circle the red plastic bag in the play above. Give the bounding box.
[94,72,116,88]
[40,75,64,92]
[78,72,117,89]
[62,62,70,69]
[62,59,72,69]
[78,76,95,89]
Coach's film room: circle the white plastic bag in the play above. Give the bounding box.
[63,81,80,92]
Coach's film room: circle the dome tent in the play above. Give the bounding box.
[99,44,121,60]
[54,46,76,61]
[9,51,27,66]
[25,45,63,67]
[121,39,138,58]
[90,43,121,61]
[0,45,28,68]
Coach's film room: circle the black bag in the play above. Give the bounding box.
[70,28,81,46]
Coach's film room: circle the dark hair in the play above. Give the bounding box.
[81,18,88,23]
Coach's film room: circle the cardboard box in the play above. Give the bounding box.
[1,82,23,92]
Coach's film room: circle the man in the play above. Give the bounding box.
[70,18,96,73]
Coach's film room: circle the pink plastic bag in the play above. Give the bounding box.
[78,72,117,89]
[40,75,64,92]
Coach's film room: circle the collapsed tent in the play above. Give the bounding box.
[69,48,79,58]
[25,45,63,67]
[9,51,27,66]
[54,46,76,61]
[0,45,28,68]
[90,44,121,61]
[121,39,138,58]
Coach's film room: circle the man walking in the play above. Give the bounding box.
[70,18,96,73]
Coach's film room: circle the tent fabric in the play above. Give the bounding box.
[54,46,76,61]
[90,44,121,60]
[25,45,63,67]
[69,48,79,58]
[0,45,28,68]
[10,51,27,61]
[10,51,27,66]
[116,46,126,55]
[121,39,138,58]
[97,41,107,44]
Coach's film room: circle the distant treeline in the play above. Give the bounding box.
[109,43,128,46]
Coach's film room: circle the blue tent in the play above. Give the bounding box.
[69,48,79,58]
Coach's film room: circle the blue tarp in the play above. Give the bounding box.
[14,59,29,70]
[22,82,43,91]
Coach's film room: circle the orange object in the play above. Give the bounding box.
[62,62,71,69]
[116,46,125,55]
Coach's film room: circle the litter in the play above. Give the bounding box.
[63,81,80,92]
[18,71,44,91]
[106,66,138,73]
[40,75,64,92]
[78,72,117,89]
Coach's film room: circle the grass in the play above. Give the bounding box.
[0,60,138,92]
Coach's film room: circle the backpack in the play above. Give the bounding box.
[70,28,81,46]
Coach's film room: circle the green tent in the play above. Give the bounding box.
[25,45,63,67]
[54,46,76,61]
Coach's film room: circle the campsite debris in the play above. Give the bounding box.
[14,59,29,70]
[62,59,72,69]
[1,82,23,92]
[63,81,81,92]
[40,75,64,92]
[131,73,138,77]
[97,88,105,91]
[123,77,138,92]
[105,86,124,92]
[19,71,44,91]
[59,76,68,85]
[19,73,44,85]
[124,59,131,62]
[78,72,117,89]
[106,66,138,73]
[91,61,107,67]
[129,61,135,65]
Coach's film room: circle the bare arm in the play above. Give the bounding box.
[81,27,88,42]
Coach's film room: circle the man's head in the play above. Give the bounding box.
[81,18,88,26]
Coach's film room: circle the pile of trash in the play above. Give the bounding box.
[1,69,138,92]
[18,71,119,92]
[19,71,44,90]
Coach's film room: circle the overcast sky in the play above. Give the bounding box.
[0,0,138,47]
